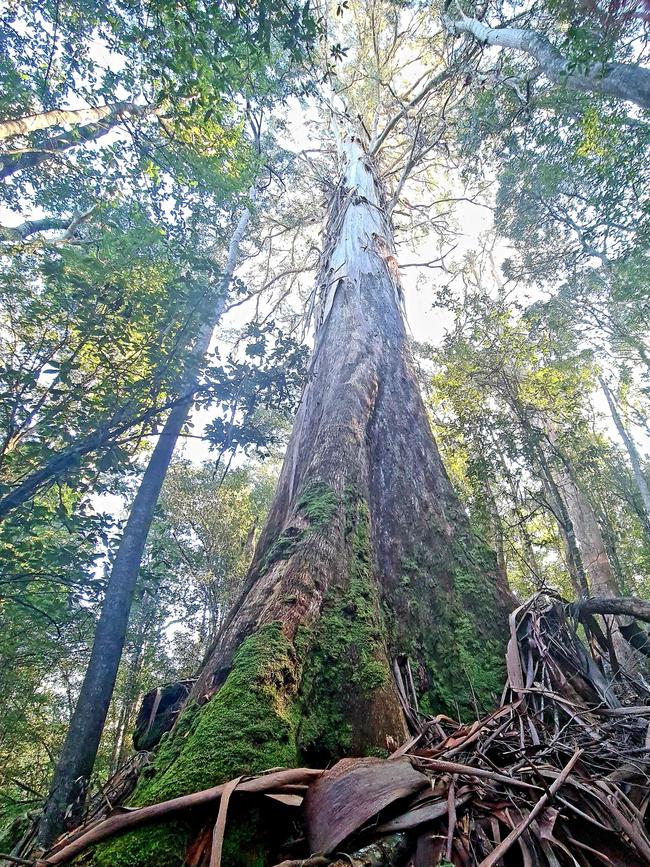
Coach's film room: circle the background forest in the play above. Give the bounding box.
[0,0,649,860]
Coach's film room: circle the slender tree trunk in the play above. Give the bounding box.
[0,104,157,180]
[548,453,619,597]
[485,480,508,588]
[36,203,252,848]
[504,390,589,594]
[537,421,646,668]
[600,376,650,536]
[496,450,544,586]
[111,621,150,774]
[97,129,512,866]
[536,447,589,595]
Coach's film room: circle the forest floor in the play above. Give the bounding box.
[7,593,650,867]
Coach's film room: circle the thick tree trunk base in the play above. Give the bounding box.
[35,595,650,867]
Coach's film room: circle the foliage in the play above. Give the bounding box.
[421,282,650,601]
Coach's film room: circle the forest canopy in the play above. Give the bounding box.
[0,0,649,864]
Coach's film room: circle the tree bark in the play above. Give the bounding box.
[36,202,252,848]
[600,376,650,535]
[579,595,650,623]
[92,129,512,866]
[0,104,157,180]
[444,15,650,109]
[536,444,589,595]
[536,420,647,670]
[0,102,148,141]
[196,130,511,712]
[550,457,619,597]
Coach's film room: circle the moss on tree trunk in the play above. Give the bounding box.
[84,133,511,867]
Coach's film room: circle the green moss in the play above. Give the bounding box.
[136,623,299,805]
[258,482,338,576]
[394,532,507,719]
[259,526,305,574]
[89,624,299,867]
[296,481,338,529]
[417,611,504,719]
[220,806,267,867]
[297,492,391,760]
[90,822,189,867]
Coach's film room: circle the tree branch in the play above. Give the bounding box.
[577,595,650,623]
[0,102,146,141]
[0,207,97,243]
[443,15,650,109]
[0,104,158,180]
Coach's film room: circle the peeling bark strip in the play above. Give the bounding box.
[444,15,650,109]
[91,129,511,866]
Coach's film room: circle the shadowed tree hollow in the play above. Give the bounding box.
[91,126,512,866]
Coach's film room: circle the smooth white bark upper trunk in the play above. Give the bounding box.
[316,129,401,333]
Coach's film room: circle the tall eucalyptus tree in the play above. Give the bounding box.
[91,6,515,864]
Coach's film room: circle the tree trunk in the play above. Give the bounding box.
[95,130,512,866]
[485,479,508,588]
[537,449,589,596]
[550,457,619,597]
[600,376,650,537]
[0,104,157,180]
[36,204,252,849]
[110,610,152,775]
[537,422,647,670]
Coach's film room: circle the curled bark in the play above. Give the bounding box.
[40,769,322,866]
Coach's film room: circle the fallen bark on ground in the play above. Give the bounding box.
[6,592,650,867]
